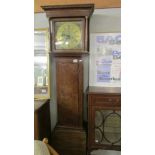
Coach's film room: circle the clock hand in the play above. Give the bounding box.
[62,32,70,41]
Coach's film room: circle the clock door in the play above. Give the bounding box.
[56,57,83,128]
[51,18,85,53]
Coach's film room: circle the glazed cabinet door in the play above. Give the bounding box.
[88,106,121,151]
[56,57,83,128]
[93,107,121,149]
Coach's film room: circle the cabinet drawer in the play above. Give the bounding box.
[89,95,121,106]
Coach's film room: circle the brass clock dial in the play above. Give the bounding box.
[55,21,83,49]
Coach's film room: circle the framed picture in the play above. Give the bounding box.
[89,33,121,87]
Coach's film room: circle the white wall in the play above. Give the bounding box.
[90,9,121,33]
[34,10,121,155]
[34,8,121,32]
[34,13,48,29]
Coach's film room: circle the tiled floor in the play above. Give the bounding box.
[91,150,121,155]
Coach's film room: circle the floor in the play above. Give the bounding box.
[91,150,121,155]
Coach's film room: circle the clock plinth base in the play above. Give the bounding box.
[51,126,86,155]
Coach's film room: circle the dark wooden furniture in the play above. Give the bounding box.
[34,99,52,144]
[87,86,121,155]
[42,4,94,155]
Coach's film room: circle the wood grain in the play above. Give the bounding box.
[56,57,83,128]
[52,127,86,155]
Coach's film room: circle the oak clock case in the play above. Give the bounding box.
[42,4,94,155]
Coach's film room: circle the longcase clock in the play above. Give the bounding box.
[42,4,94,155]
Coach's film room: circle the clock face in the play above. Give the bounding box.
[55,21,83,50]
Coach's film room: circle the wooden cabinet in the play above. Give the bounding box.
[34,99,52,144]
[87,87,121,154]
[56,57,83,128]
